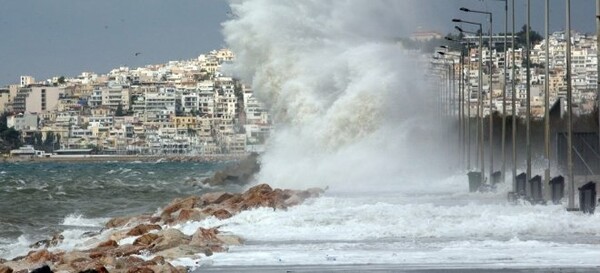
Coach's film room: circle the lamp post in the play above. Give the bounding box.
[460,7,495,183]
[439,49,463,167]
[566,0,575,210]
[544,0,551,199]
[447,36,473,170]
[526,0,532,187]
[455,20,485,182]
[492,0,509,184]
[511,0,517,193]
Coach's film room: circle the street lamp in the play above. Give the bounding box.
[454,20,485,183]
[446,36,473,170]
[440,48,465,169]
[460,7,495,185]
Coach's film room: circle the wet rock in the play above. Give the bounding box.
[59,251,89,266]
[126,224,162,236]
[190,227,220,246]
[78,268,109,273]
[199,192,234,205]
[216,234,244,246]
[133,233,159,246]
[125,267,154,273]
[30,265,52,273]
[154,245,208,260]
[150,229,190,253]
[98,244,148,258]
[176,209,209,223]
[211,209,232,220]
[0,264,13,273]
[26,249,57,264]
[161,196,200,217]
[29,234,64,249]
[105,216,134,229]
[97,240,119,248]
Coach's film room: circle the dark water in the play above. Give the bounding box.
[0,161,233,249]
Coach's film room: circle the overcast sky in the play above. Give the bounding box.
[0,0,595,86]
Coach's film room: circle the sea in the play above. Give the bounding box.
[3,161,600,271]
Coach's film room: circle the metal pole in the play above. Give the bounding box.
[501,0,508,183]
[566,0,575,210]
[479,31,485,181]
[489,13,494,182]
[460,49,466,169]
[467,42,472,170]
[511,0,517,192]
[597,0,600,161]
[526,0,532,184]
[544,0,551,199]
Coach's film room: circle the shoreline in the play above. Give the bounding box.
[1,154,248,163]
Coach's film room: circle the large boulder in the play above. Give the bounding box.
[150,229,190,253]
[176,209,209,223]
[126,224,162,236]
[133,233,159,247]
[161,196,200,217]
[0,264,13,273]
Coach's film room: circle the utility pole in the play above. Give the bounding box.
[544,0,551,199]
[526,0,532,184]
[597,0,600,160]
[566,0,575,210]
[511,0,517,193]
[501,0,508,184]
[489,12,494,183]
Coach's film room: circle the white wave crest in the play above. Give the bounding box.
[224,0,452,191]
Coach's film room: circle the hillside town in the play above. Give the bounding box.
[0,49,271,157]
[430,30,599,118]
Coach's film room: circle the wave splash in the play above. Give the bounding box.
[224,0,451,190]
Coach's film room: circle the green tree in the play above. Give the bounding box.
[516,24,543,48]
[57,76,66,84]
[43,131,55,152]
[115,103,125,116]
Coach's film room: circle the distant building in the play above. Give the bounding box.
[7,112,38,131]
[20,75,35,87]
[11,86,65,113]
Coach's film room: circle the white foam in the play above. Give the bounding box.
[61,214,108,228]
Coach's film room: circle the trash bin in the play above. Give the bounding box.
[491,171,502,185]
[549,175,564,205]
[528,175,543,203]
[578,181,596,214]
[516,172,527,196]
[467,171,482,193]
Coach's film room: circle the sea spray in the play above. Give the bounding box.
[223,0,453,190]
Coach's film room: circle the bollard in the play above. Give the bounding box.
[516,172,527,196]
[549,176,564,205]
[491,171,502,185]
[528,175,543,204]
[467,172,482,192]
[578,181,596,214]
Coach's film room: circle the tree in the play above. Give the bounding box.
[516,24,543,48]
[115,103,125,116]
[0,112,22,152]
[57,76,65,84]
[43,131,55,152]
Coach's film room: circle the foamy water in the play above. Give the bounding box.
[164,175,600,269]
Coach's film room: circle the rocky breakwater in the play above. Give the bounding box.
[0,184,324,273]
